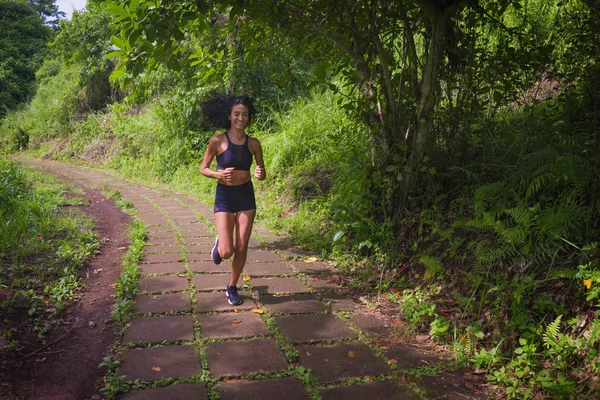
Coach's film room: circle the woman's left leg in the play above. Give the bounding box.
[229,209,256,287]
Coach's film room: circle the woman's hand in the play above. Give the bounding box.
[254,165,265,180]
[220,167,235,185]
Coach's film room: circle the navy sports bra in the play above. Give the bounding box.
[216,132,253,171]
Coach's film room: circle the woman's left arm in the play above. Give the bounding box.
[250,138,266,181]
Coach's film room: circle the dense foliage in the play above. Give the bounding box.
[0,0,53,117]
[1,0,599,397]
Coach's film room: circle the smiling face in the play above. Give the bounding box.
[228,104,249,131]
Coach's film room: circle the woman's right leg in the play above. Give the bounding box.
[214,212,235,260]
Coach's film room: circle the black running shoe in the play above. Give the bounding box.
[211,236,222,265]
[226,284,243,306]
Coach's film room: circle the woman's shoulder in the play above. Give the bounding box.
[247,136,262,152]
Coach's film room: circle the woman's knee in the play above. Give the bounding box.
[220,243,234,259]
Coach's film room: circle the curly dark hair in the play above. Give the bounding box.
[199,92,257,130]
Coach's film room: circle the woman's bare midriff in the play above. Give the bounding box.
[218,169,251,186]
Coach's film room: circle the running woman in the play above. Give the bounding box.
[199,93,266,305]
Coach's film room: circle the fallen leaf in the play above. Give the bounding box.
[584,279,592,289]
[251,308,264,314]
[387,359,397,366]
[304,256,317,263]
[348,351,356,358]
[117,247,127,250]
[473,368,487,374]
[93,268,102,274]
[242,275,251,282]
[398,372,408,383]
[234,308,240,312]
[152,366,161,372]
[232,319,242,325]
[177,274,187,278]
[306,352,311,356]
[363,376,373,382]
[394,320,403,325]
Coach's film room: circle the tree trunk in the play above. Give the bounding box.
[401,1,461,205]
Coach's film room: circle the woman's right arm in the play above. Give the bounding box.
[200,136,221,179]
[200,135,235,184]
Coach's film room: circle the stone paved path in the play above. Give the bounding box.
[19,158,492,400]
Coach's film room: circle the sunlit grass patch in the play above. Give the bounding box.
[0,158,100,346]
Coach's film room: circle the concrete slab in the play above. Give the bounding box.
[145,245,181,253]
[277,248,308,260]
[320,294,358,312]
[251,277,310,295]
[192,274,229,291]
[138,275,189,293]
[289,261,330,274]
[189,261,231,273]
[244,263,293,277]
[186,253,213,262]
[178,226,211,235]
[171,216,201,224]
[320,381,419,400]
[205,339,288,377]
[384,345,441,369]
[134,293,192,314]
[247,251,281,262]
[123,315,194,344]
[148,231,178,238]
[143,219,170,226]
[195,291,255,312]
[296,343,388,383]
[140,262,186,275]
[216,378,309,400]
[142,253,183,264]
[183,244,212,253]
[260,294,327,314]
[147,237,179,245]
[198,312,270,339]
[120,345,202,381]
[417,370,490,400]
[275,315,355,343]
[181,237,216,245]
[350,315,390,336]
[119,383,208,400]
[305,276,339,292]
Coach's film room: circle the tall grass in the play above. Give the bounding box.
[0,158,100,346]
[255,90,369,250]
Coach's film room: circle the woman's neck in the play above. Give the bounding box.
[227,127,246,139]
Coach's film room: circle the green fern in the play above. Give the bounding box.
[419,254,444,276]
[542,315,563,350]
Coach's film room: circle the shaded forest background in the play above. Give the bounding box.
[1,0,600,397]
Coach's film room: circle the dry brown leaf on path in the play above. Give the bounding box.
[348,351,355,358]
[152,366,161,372]
[251,308,264,314]
[232,319,242,325]
[177,274,186,278]
[304,257,317,263]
